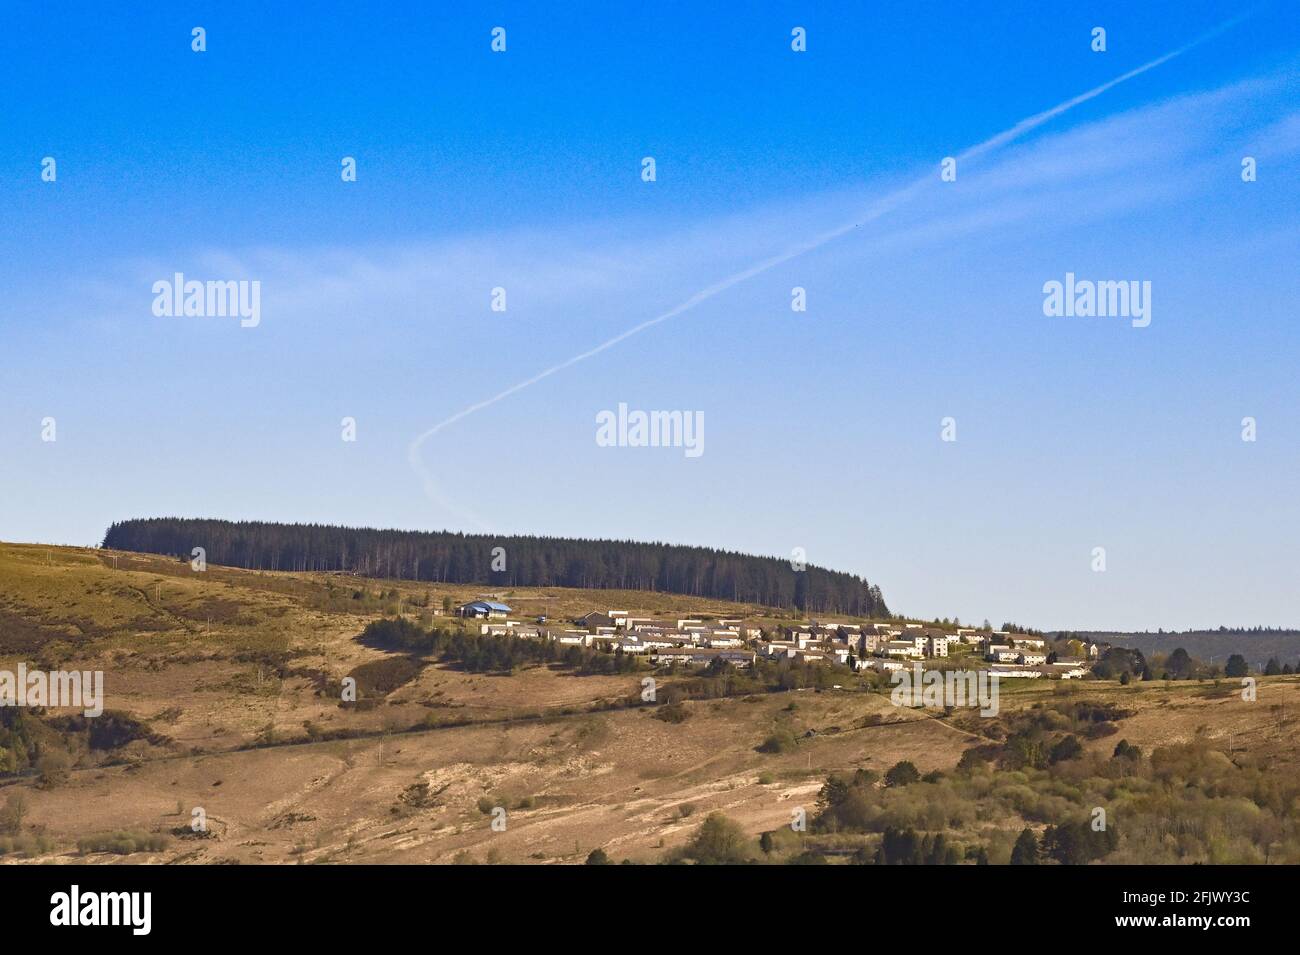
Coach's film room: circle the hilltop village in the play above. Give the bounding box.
[455,601,1107,680]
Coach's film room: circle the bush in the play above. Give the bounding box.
[654,703,690,724]
[1225,654,1249,678]
[356,618,444,655]
[885,761,921,788]
[0,833,54,858]
[345,656,424,699]
[758,729,798,754]
[1042,820,1118,864]
[76,830,170,856]
[1113,739,1142,760]
[878,826,922,864]
[36,751,71,789]
[0,792,27,835]
[1049,735,1084,764]
[1010,828,1039,865]
[676,813,752,865]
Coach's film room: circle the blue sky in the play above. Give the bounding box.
[2,1,1298,631]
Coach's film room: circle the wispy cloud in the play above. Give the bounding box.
[400,17,1283,526]
[66,20,1298,538]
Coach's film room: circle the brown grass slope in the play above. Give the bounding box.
[0,541,1297,864]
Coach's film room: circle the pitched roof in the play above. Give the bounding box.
[463,600,512,612]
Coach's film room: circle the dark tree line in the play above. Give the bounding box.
[102,517,890,616]
[1076,628,1300,672]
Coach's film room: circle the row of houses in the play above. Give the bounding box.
[755,621,1098,681]
[986,660,1091,679]
[761,623,961,669]
[459,602,1099,679]
[466,605,760,668]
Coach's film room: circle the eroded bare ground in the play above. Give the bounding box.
[39,686,1300,863]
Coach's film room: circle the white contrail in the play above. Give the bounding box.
[409,16,1247,523]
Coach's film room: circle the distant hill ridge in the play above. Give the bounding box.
[1077,629,1300,669]
[102,517,890,617]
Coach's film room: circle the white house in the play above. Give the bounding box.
[884,641,923,659]
[638,635,680,650]
[988,664,1042,678]
[1050,659,1089,679]
[813,621,861,634]
[552,631,590,647]
[704,633,744,648]
[653,648,755,668]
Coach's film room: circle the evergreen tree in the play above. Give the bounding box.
[1010,828,1039,865]
[102,517,889,616]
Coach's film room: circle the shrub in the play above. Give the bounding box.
[0,834,54,858]
[36,751,71,789]
[1010,828,1039,865]
[1224,654,1249,677]
[654,703,690,724]
[1049,735,1084,764]
[1113,739,1142,760]
[76,830,170,856]
[0,792,27,835]
[885,761,921,788]
[677,813,752,865]
[758,729,797,754]
[345,656,424,698]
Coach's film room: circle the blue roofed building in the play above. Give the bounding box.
[457,600,512,620]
